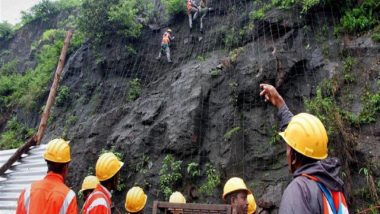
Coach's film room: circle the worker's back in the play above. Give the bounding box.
[17,172,77,214]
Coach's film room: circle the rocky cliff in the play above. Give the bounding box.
[1,0,379,212]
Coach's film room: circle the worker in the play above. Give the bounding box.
[16,138,78,214]
[223,177,251,214]
[169,191,186,214]
[156,29,174,63]
[82,152,124,214]
[259,83,349,213]
[125,186,147,214]
[79,176,99,203]
[247,193,257,214]
[198,0,213,33]
[187,0,199,30]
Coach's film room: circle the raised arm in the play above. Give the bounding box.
[259,83,293,131]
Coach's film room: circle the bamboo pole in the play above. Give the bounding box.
[36,30,73,145]
[0,30,73,175]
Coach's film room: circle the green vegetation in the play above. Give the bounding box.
[305,79,347,136]
[187,162,201,179]
[372,25,380,42]
[56,86,70,107]
[229,47,244,64]
[162,0,186,15]
[224,126,241,140]
[0,21,14,41]
[272,0,321,13]
[355,91,380,124]
[210,69,221,77]
[127,78,141,101]
[20,0,82,26]
[199,163,220,196]
[250,3,273,20]
[0,59,18,75]
[268,124,281,145]
[78,0,151,42]
[61,115,78,138]
[0,117,35,149]
[159,154,182,199]
[339,0,379,34]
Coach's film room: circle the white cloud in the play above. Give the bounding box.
[0,0,42,25]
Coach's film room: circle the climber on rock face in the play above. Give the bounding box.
[198,0,213,33]
[259,83,349,214]
[187,0,199,30]
[223,177,252,214]
[156,28,174,63]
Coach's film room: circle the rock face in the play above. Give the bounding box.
[1,0,379,212]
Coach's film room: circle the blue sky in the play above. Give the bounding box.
[0,0,42,25]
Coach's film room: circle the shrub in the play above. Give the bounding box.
[0,117,35,149]
[187,162,200,179]
[108,0,142,38]
[355,92,380,124]
[162,0,186,15]
[272,0,321,13]
[199,163,220,196]
[0,21,14,41]
[127,78,141,101]
[21,0,60,24]
[340,0,380,34]
[78,0,149,42]
[0,28,66,111]
[56,86,70,107]
[0,59,18,75]
[159,154,182,199]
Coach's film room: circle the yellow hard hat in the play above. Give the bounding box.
[43,138,71,163]
[247,193,257,214]
[279,113,328,160]
[95,152,124,181]
[167,28,172,33]
[125,186,147,213]
[169,191,186,203]
[80,176,99,192]
[223,177,251,199]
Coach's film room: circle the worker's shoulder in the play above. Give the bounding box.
[284,175,320,199]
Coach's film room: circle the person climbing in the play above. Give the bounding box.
[80,176,99,203]
[198,0,213,33]
[156,29,174,63]
[125,186,147,214]
[223,177,251,214]
[247,193,257,214]
[187,0,199,30]
[259,83,349,214]
[168,191,186,214]
[82,152,124,214]
[16,138,78,214]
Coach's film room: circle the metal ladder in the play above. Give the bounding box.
[0,145,47,213]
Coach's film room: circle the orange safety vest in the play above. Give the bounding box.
[81,184,112,214]
[16,172,78,214]
[161,32,171,45]
[302,174,349,214]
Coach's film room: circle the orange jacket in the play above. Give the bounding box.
[81,184,112,214]
[16,172,78,214]
[161,32,172,45]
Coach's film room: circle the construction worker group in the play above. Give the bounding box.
[15,83,349,213]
